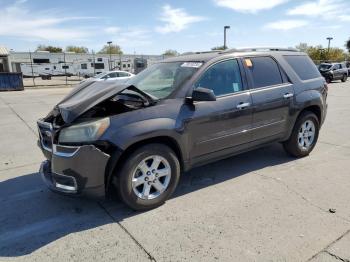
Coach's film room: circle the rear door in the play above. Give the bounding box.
[243,56,294,142]
[332,64,341,80]
[186,59,253,160]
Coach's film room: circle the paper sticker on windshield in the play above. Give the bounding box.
[181,62,203,68]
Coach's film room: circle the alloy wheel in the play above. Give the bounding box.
[297,120,316,150]
[131,155,171,200]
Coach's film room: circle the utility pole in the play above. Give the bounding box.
[224,26,230,50]
[107,41,112,71]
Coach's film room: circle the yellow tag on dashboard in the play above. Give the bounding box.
[245,59,253,67]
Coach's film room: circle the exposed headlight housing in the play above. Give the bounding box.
[59,118,110,143]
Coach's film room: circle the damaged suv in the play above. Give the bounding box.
[38,48,328,210]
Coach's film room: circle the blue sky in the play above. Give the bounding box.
[0,0,349,54]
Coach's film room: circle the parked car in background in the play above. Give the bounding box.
[318,62,348,83]
[81,70,134,84]
[346,61,350,75]
[37,47,327,211]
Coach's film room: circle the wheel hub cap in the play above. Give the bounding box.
[131,155,171,200]
[298,120,316,150]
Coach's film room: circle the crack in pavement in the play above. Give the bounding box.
[97,202,157,262]
[306,229,350,262]
[255,172,350,224]
[262,169,350,261]
[324,250,350,262]
[0,96,38,138]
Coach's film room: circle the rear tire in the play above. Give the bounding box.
[326,77,332,84]
[341,74,347,82]
[115,144,180,211]
[283,111,319,158]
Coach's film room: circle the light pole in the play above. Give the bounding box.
[224,26,230,50]
[63,51,67,85]
[326,37,333,53]
[107,41,112,70]
[29,50,35,87]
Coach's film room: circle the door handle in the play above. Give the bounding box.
[236,102,251,109]
[283,93,294,99]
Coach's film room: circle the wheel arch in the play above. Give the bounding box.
[298,105,322,124]
[105,136,184,195]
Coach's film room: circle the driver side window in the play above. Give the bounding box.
[195,59,243,96]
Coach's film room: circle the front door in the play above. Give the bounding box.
[185,59,253,162]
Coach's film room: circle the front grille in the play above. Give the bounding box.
[37,120,53,151]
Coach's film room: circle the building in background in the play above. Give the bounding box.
[0,46,10,72]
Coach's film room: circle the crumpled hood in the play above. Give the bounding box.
[57,81,129,123]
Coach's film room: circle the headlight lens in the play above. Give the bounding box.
[59,118,110,143]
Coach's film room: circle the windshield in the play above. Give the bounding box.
[93,72,107,78]
[319,64,331,70]
[127,62,202,99]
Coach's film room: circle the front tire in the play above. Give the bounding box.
[116,144,180,211]
[283,111,319,158]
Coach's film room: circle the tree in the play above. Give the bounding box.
[162,49,179,56]
[98,44,123,54]
[65,46,88,53]
[298,44,346,62]
[345,38,350,53]
[36,45,63,53]
[211,46,225,51]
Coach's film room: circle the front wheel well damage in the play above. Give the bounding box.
[104,136,184,196]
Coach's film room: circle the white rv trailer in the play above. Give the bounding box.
[20,62,75,78]
[75,57,110,78]
[20,57,110,79]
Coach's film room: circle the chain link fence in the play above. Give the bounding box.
[9,51,165,88]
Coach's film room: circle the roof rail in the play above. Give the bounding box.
[220,47,298,53]
[179,50,219,56]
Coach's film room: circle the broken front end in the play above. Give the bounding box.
[37,82,154,198]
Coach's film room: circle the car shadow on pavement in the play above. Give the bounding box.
[0,143,293,257]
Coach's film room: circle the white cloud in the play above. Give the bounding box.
[0,0,98,41]
[104,27,120,34]
[106,28,153,49]
[287,0,350,21]
[264,19,308,30]
[118,29,152,47]
[214,0,289,13]
[156,5,206,34]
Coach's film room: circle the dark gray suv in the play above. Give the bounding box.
[37,48,328,210]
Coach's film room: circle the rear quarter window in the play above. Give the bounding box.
[284,55,321,80]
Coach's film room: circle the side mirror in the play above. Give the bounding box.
[191,87,216,102]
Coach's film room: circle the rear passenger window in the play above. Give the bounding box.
[195,59,243,96]
[245,57,283,88]
[284,55,321,80]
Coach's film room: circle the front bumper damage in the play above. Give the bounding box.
[37,120,110,198]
